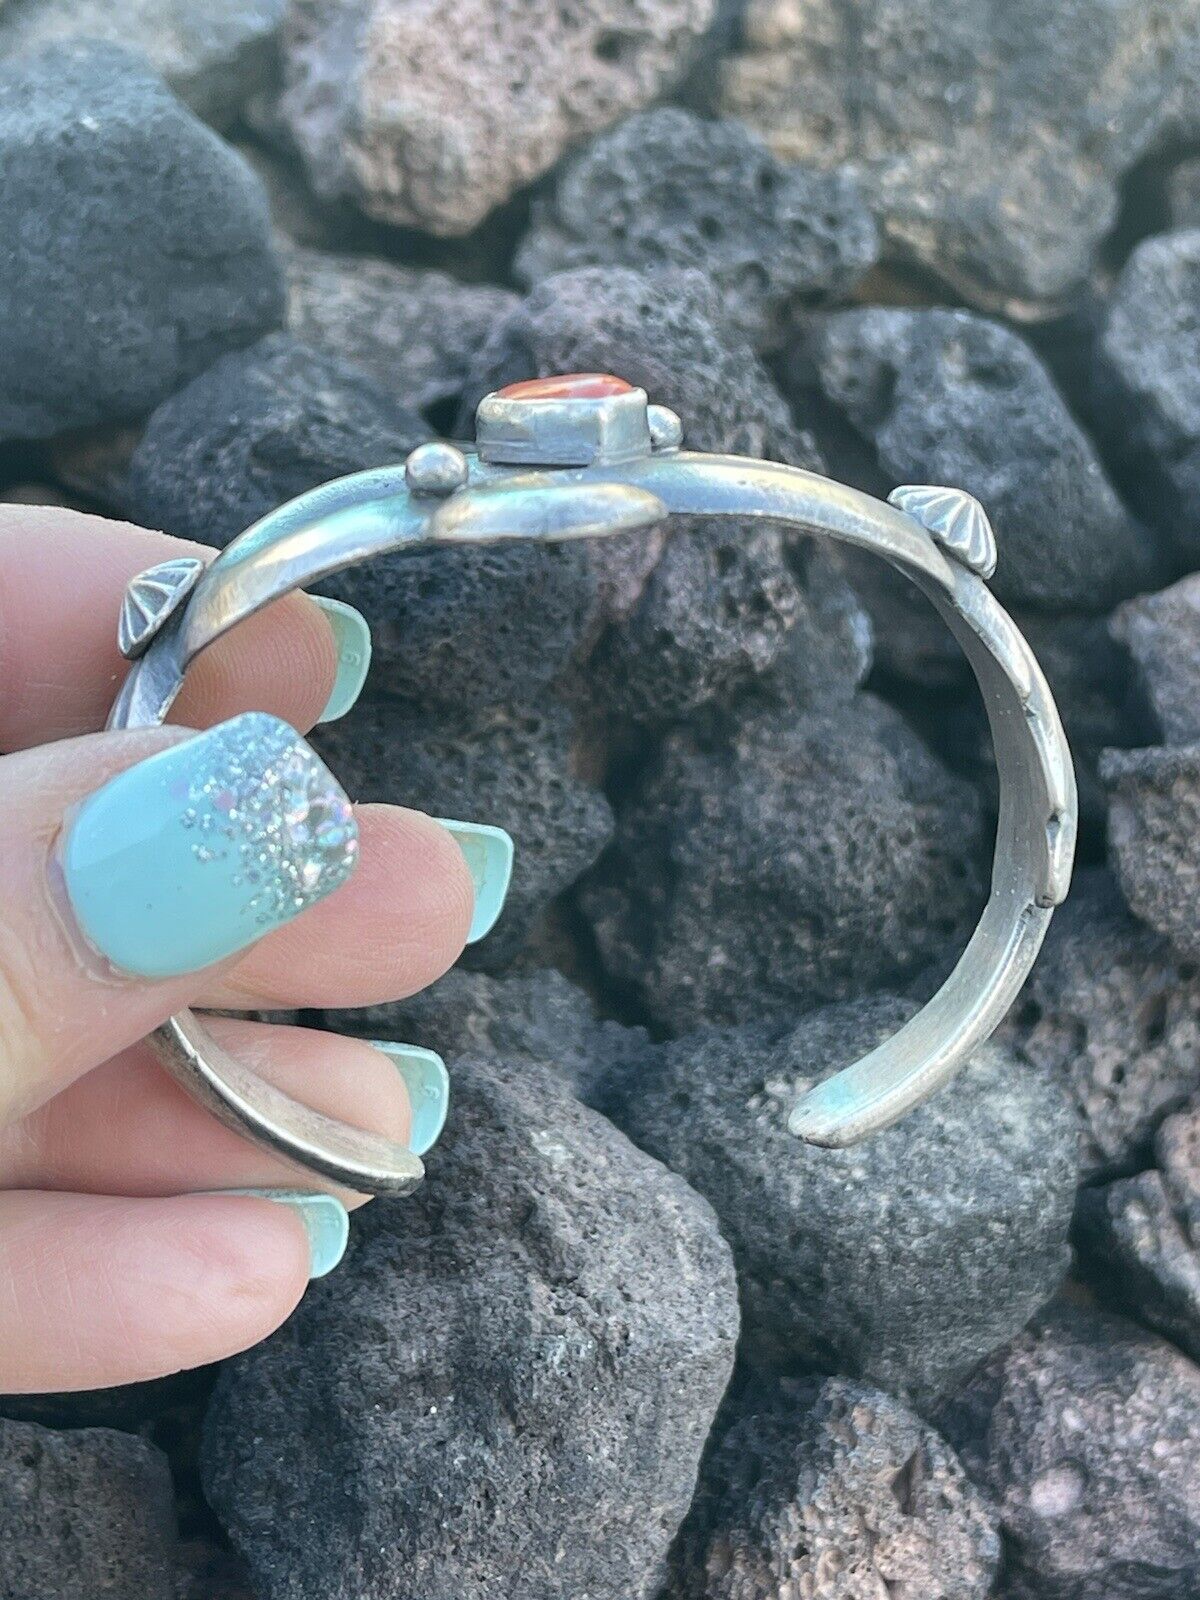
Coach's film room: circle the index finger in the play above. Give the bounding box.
[0,505,339,751]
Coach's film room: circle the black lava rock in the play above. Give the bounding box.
[516,107,879,350]
[1102,743,1200,962]
[935,1302,1200,1600]
[1010,871,1200,1182]
[671,1377,1000,1600]
[582,693,986,1030]
[203,1052,740,1600]
[312,698,613,968]
[811,307,1160,612]
[1110,572,1200,746]
[609,995,1077,1397]
[1096,229,1200,558]
[0,1419,178,1599]
[0,41,283,443]
[1076,1096,1200,1362]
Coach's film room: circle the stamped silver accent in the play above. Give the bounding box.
[475,384,652,467]
[888,484,998,579]
[118,556,205,659]
[404,440,470,496]
[646,403,684,452]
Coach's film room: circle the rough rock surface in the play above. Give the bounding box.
[935,1302,1200,1600]
[203,1052,740,1600]
[313,699,613,967]
[285,245,519,423]
[1077,1096,1200,1362]
[465,267,829,722]
[0,1419,178,1600]
[272,0,717,234]
[720,0,1200,316]
[671,1378,1000,1600]
[122,331,430,547]
[516,108,879,350]
[1110,572,1200,746]
[1096,229,1200,558]
[583,694,986,1030]
[811,307,1159,612]
[1102,743,1200,962]
[609,995,1076,1395]
[0,0,285,127]
[1009,871,1200,1182]
[323,966,653,1107]
[0,41,283,443]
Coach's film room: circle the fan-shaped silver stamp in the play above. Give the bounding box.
[888,484,998,579]
[118,557,205,659]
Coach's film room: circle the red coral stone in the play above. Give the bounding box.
[497,373,634,401]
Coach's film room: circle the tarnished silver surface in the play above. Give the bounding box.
[109,381,1077,1190]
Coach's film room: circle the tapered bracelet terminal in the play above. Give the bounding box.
[109,372,1076,1193]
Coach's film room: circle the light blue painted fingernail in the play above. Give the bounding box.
[202,1189,349,1278]
[371,1042,449,1155]
[61,712,358,979]
[436,819,514,943]
[313,597,372,723]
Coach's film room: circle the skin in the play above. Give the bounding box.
[0,505,475,1391]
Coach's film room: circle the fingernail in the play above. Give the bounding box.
[202,1189,349,1278]
[371,1042,449,1155]
[437,819,514,943]
[313,597,372,723]
[61,712,358,979]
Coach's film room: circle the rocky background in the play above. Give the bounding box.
[2,2,1200,1597]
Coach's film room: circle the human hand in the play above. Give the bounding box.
[0,504,498,1392]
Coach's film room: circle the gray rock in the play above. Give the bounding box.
[0,0,284,127]
[811,307,1160,612]
[582,693,986,1030]
[0,1419,178,1600]
[610,995,1076,1396]
[0,41,283,444]
[285,245,519,422]
[935,1302,1200,1600]
[465,266,830,722]
[122,331,430,548]
[203,1052,740,1600]
[313,698,613,968]
[1011,870,1200,1182]
[1110,571,1200,745]
[516,107,879,351]
[720,0,1200,316]
[1076,1097,1200,1363]
[672,1377,1000,1600]
[1096,230,1200,557]
[272,0,717,235]
[323,966,653,1107]
[1167,158,1200,230]
[1102,742,1200,961]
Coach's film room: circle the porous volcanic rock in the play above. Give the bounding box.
[609,995,1076,1395]
[811,306,1159,612]
[720,0,1200,316]
[464,266,827,721]
[203,1052,740,1600]
[582,693,986,1029]
[1102,743,1200,962]
[0,0,284,127]
[1096,229,1200,558]
[1010,871,1200,1182]
[935,1302,1200,1600]
[1077,1095,1200,1362]
[271,0,717,234]
[313,698,613,968]
[1110,571,1200,746]
[0,1419,178,1600]
[0,41,283,443]
[671,1378,1000,1600]
[516,107,879,350]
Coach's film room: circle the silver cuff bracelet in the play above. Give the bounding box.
[108,373,1077,1194]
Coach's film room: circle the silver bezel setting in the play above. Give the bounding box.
[475,384,653,466]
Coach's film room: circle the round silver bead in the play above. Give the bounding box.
[646,404,683,452]
[404,441,470,495]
